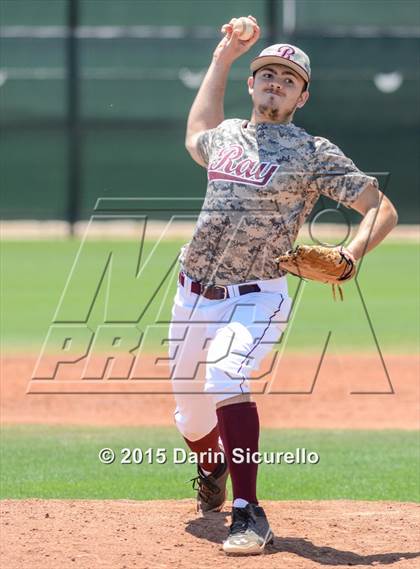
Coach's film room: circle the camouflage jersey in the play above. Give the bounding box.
[180,118,378,286]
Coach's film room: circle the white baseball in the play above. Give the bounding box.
[232,17,255,41]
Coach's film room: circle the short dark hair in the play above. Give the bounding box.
[252,69,308,92]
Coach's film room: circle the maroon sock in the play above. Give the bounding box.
[216,401,259,504]
[183,424,224,474]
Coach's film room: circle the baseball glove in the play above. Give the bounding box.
[276,245,356,300]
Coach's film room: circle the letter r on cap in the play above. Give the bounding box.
[278,46,295,59]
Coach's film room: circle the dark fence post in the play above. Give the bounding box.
[66,0,81,236]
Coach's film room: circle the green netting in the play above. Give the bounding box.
[0,0,267,27]
[1,128,68,219]
[2,36,418,122]
[0,1,419,223]
[2,0,418,28]
[296,0,420,28]
[80,0,266,27]
[0,0,66,26]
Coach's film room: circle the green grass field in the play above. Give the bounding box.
[1,240,418,506]
[0,425,418,503]
[1,239,419,353]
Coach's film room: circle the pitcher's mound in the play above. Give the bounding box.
[1,499,419,568]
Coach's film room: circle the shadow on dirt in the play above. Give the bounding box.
[185,515,420,566]
[185,511,229,544]
[268,537,420,565]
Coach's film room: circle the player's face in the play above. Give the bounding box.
[248,64,309,123]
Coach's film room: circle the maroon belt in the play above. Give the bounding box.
[179,272,261,300]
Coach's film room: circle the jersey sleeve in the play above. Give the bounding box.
[196,128,216,166]
[310,137,379,206]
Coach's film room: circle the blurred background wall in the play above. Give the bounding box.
[1,0,419,223]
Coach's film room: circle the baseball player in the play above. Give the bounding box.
[169,15,398,555]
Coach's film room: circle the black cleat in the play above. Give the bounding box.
[190,461,229,513]
[223,503,273,555]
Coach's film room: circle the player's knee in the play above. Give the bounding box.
[174,408,217,442]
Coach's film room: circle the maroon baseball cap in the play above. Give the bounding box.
[250,44,311,83]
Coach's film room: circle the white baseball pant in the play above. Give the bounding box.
[168,273,291,441]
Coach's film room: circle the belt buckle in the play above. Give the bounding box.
[213,285,229,300]
[202,284,229,300]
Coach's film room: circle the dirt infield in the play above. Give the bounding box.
[2,353,418,429]
[2,354,418,568]
[1,499,419,569]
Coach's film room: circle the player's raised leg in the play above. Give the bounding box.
[169,286,229,512]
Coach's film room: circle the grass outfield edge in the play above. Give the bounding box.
[1,221,419,242]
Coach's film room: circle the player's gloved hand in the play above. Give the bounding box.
[213,15,260,63]
[276,244,357,301]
